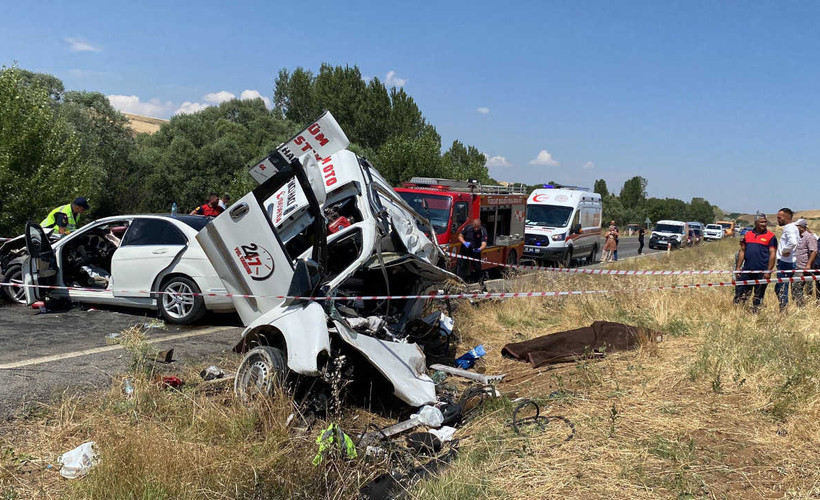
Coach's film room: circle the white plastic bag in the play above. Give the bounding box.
[412,405,444,428]
[58,441,99,479]
[428,426,457,443]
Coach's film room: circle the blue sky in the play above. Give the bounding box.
[3,0,820,212]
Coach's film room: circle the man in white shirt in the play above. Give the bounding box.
[775,208,800,311]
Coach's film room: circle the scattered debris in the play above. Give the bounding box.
[153,348,174,364]
[159,376,183,388]
[428,426,456,443]
[142,319,166,330]
[510,399,575,443]
[104,333,120,345]
[501,321,661,368]
[406,432,442,455]
[429,363,506,386]
[122,377,134,396]
[455,344,486,369]
[358,418,423,447]
[413,405,444,428]
[58,441,99,479]
[312,423,357,466]
[200,365,225,381]
[359,446,458,499]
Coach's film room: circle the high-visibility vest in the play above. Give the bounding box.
[40,204,79,233]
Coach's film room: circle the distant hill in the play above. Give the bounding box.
[124,113,167,135]
[736,210,820,225]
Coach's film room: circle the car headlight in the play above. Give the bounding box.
[552,233,566,241]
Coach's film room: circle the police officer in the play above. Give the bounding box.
[458,218,488,283]
[41,197,89,236]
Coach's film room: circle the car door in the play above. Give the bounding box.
[110,218,187,298]
[22,222,58,303]
[196,193,298,325]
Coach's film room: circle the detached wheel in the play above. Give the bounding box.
[157,276,206,324]
[234,346,288,402]
[2,264,26,304]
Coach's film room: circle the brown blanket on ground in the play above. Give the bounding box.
[501,321,657,368]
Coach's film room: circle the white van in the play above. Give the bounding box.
[523,189,602,267]
[649,220,689,249]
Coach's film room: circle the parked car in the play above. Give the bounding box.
[649,220,689,249]
[703,224,724,241]
[4,215,234,324]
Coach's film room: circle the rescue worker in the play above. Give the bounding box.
[458,218,488,283]
[190,193,223,217]
[40,197,89,236]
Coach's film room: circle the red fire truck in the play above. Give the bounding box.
[395,178,527,276]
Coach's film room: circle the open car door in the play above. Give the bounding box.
[197,153,326,326]
[22,222,58,304]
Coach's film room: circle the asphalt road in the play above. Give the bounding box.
[0,304,243,421]
[608,236,664,261]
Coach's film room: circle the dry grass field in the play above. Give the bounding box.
[3,239,820,499]
[124,113,167,135]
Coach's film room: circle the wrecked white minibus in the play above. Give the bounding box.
[196,112,461,408]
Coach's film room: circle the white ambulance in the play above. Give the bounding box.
[523,188,602,267]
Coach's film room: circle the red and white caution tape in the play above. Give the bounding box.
[446,251,811,276]
[3,274,819,302]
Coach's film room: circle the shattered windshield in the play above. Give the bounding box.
[526,205,573,227]
[397,192,451,234]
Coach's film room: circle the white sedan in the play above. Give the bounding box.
[17,215,233,324]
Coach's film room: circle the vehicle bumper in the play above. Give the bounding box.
[523,245,565,261]
[649,240,681,249]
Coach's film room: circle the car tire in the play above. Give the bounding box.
[157,275,206,325]
[2,263,26,305]
[562,248,573,269]
[234,346,289,403]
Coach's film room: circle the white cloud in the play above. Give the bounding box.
[106,95,174,117]
[477,107,490,115]
[240,89,272,108]
[583,161,595,170]
[484,153,512,168]
[65,37,102,52]
[385,70,407,87]
[174,101,210,115]
[203,90,236,105]
[529,150,560,167]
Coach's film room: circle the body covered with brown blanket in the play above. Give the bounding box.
[501,321,658,368]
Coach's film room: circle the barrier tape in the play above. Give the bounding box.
[3,273,820,302]
[445,251,812,276]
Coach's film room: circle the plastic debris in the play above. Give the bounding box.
[407,432,442,455]
[431,370,447,385]
[313,423,358,466]
[105,333,121,345]
[200,365,225,381]
[122,378,134,396]
[58,441,99,479]
[455,344,486,369]
[428,426,457,443]
[142,319,166,330]
[429,363,506,385]
[412,405,444,428]
[159,376,183,388]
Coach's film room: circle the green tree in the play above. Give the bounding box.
[685,197,715,223]
[441,140,491,182]
[593,179,609,198]
[374,125,442,185]
[58,91,137,217]
[619,176,648,208]
[0,66,102,235]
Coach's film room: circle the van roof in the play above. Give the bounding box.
[656,220,686,225]
[527,188,601,206]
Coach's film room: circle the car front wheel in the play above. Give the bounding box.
[1,263,26,304]
[234,346,288,403]
[157,275,206,324]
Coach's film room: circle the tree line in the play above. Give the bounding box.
[0,63,491,235]
[593,177,718,227]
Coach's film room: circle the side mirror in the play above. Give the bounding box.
[571,223,582,234]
